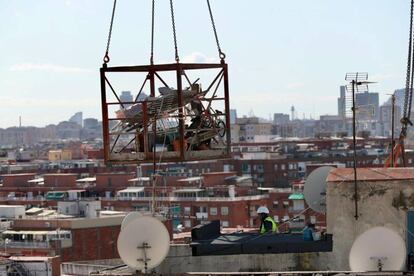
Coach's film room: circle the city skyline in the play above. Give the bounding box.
[0,86,403,129]
[0,0,410,128]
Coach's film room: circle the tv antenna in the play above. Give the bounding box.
[345,72,376,220]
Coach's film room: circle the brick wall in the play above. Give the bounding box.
[43,174,77,188]
[1,174,36,187]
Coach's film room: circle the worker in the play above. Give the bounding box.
[257,206,278,234]
[303,222,315,241]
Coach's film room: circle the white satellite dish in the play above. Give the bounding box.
[118,216,170,272]
[121,211,141,231]
[349,227,406,272]
[304,166,333,214]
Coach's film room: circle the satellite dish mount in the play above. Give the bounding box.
[137,242,152,273]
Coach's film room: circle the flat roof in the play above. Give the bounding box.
[25,207,43,214]
[173,188,205,193]
[27,178,44,183]
[226,176,252,182]
[0,173,36,177]
[288,193,304,200]
[177,176,203,182]
[0,205,25,208]
[43,173,77,176]
[76,177,96,182]
[127,177,150,182]
[327,167,414,182]
[117,187,145,193]
[10,256,54,262]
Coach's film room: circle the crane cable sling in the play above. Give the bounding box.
[150,0,155,65]
[103,0,117,64]
[408,0,414,121]
[169,0,180,62]
[402,0,414,135]
[206,0,226,60]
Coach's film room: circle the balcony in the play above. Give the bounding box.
[6,241,49,249]
[195,212,208,220]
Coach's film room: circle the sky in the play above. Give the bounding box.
[0,0,411,128]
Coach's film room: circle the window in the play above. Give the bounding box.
[184,220,191,228]
[283,215,289,222]
[281,164,286,170]
[184,207,191,215]
[222,221,229,227]
[293,200,304,211]
[283,201,289,208]
[221,206,229,216]
[107,177,112,187]
[310,216,316,224]
[273,215,279,222]
[274,164,278,171]
[272,201,279,209]
[210,207,218,216]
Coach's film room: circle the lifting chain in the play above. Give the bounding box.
[103,0,117,65]
[169,0,180,62]
[206,0,226,61]
[150,0,155,65]
[403,0,414,123]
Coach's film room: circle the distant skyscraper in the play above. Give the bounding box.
[230,109,237,124]
[355,91,379,121]
[273,113,289,125]
[120,91,133,108]
[337,85,346,119]
[83,118,99,129]
[380,104,401,137]
[338,86,379,121]
[69,112,83,127]
[385,88,414,117]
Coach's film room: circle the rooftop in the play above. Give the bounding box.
[327,167,414,182]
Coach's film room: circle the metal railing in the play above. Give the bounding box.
[103,194,269,202]
[6,241,49,248]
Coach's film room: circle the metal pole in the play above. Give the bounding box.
[150,69,156,215]
[391,94,395,167]
[100,67,110,163]
[352,80,359,220]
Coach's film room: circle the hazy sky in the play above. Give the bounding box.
[0,0,411,128]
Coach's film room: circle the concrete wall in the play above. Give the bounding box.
[57,201,101,218]
[157,245,331,274]
[18,261,52,276]
[326,179,410,270]
[67,247,331,274]
[0,205,25,218]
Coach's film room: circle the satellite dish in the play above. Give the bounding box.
[117,216,170,272]
[121,211,141,230]
[304,166,333,214]
[349,227,406,272]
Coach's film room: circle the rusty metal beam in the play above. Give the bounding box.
[103,63,224,73]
